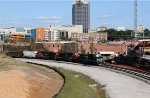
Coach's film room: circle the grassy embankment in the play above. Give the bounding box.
[0,55,106,98]
[0,55,55,76]
[56,68,106,98]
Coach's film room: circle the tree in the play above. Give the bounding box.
[89,43,97,54]
[88,36,97,54]
[80,45,86,54]
[107,29,133,41]
[4,38,12,43]
[144,29,150,36]
[60,36,69,41]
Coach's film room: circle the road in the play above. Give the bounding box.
[18,58,150,98]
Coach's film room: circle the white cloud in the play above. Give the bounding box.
[41,20,60,24]
[38,16,61,20]
[50,16,61,20]
[38,16,62,23]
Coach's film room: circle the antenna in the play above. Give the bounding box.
[134,0,137,39]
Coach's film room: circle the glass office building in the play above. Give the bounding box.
[72,0,90,33]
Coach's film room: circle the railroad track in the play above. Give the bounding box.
[99,63,150,84]
[47,60,150,84]
[19,58,150,84]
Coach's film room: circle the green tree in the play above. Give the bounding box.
[144,29,150,36]
[4,38,12,43]
[60,37,70,41]
[107,29,133,41]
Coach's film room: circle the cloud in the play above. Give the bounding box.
[100,15,112,19]
[38,16,61,20]
[40,20,60,24]
[38,16,62,23]
[50,16,61,20]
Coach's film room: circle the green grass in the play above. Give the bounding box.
[56,68,106,98]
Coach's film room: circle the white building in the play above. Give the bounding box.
[0,27,15,36]
[88,29,97,33]
[24,27,32,35]
[137,25,145,33]
[45,28,60,42]
[97,26,107,31]
[48,25,83,38]
[117,27,126,31]
[0,27,32,36]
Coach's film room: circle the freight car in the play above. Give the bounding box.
[114,55,150,69]
[36,51,58,60]
[23,51,37,58]
[6,51,23,58]
[139,57,150,68]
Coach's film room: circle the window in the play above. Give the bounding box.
[53,45,54,47]
[38,34,41,39]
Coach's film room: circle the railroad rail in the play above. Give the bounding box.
[46,60,150,84]
[99,63,150,84]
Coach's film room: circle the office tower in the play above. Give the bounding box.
[72,0,90,33]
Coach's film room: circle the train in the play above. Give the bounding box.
[6,50,150,69]
[113,54,150,69]
[6,51,107,65]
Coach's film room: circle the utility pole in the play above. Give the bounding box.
[134,0,138,40]
[0,34,4,52]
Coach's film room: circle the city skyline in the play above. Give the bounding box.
[0,0,150,29]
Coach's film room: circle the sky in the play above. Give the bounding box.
[0,0,150,29]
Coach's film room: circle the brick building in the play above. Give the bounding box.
[71,32,107,43]
[80,43,126,54]
[41,42,126,54]
[35,28,45,42]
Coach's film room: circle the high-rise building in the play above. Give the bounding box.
[72,0,90,33]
